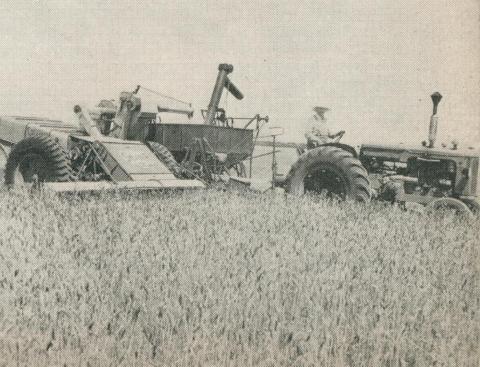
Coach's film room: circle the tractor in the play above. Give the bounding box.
[0,64,265,193]
[275,92,480,215]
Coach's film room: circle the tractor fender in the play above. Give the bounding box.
[319,143,358,158]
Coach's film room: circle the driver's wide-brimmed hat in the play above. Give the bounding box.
[312,106,330,119]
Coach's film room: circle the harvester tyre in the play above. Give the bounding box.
[147,141,181,177]
[285,146,371,202]
[4,135,72,186]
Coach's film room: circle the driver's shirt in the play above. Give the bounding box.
[305,115,332,144]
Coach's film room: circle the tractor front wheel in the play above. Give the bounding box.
[426,197,473,217]
[4,135,72,186]
[285,146,371,202]
[460,198,480,215]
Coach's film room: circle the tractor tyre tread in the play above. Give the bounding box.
[285,146,371,202]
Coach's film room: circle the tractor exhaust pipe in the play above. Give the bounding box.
[204,64,244,125]
[428,92,442,148]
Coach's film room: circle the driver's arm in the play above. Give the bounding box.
[305,131,321,142]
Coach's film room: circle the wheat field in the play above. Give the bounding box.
[0,188,478,366]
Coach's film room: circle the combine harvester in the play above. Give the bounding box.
[0,64,267,193]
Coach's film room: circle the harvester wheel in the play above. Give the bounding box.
[4,135,72,186]
[285,146,371,202]
[147,141,181,177]
[426,197,473,217]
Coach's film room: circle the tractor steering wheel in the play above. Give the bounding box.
[332,130,345,143]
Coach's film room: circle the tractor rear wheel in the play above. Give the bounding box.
[285,146,371,202]
[147,141,181,177]
[4,135,72,186]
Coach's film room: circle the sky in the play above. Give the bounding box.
[0,0,478,147]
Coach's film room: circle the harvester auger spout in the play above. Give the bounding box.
[204,64,244,126]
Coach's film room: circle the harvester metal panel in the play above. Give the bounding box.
[101,141,175,179]
[129,174,177,181]
[150,124,254,167]
[44,179,204,193]
[68,136,204,189]
[154,124,254,155]
[0,115,82,148]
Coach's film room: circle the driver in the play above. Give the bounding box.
[305,106,345,148]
